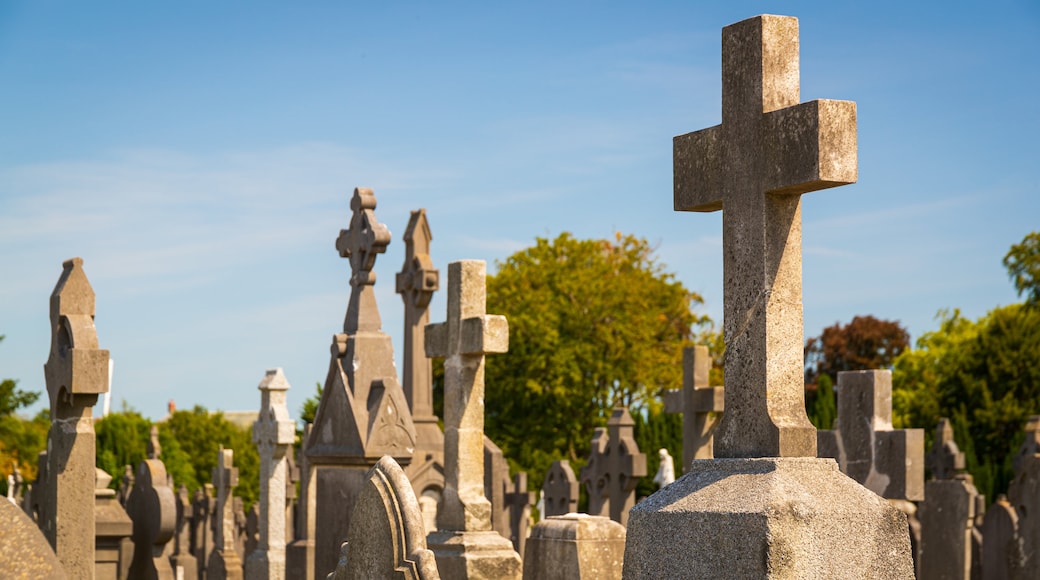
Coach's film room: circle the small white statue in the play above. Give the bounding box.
[653,448,676,489]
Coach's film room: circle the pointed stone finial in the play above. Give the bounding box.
[335,188,391,334]
[147,425,161,460]
[926,418,966,480]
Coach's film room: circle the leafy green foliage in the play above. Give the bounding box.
[163,405,259,507]
[299,382,322,425]
[632,408,683,499]
[1004,231,1040,305]
[806,373,836,430]
[483,232,710,489]
[0,409,49,493]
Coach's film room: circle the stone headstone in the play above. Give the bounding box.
[541,461,579,517]
[425,260,522,579]
[0,498,67,579]
[93,467,132,580]
[303,187,417,578]
[981,495,1021,580]
[119,464,134,507]
[397,210,447,515]
[505,473,535,557]
[652,449,675,489]
[662,345,723,467]
[41,257,110,578]
[1007,416,1040,578]
[818,370,925,501]
[191,484,215,579]
[523,514,625,580]
[207,448,243,580]
[170,484,198,580]
[285,445,299,545]
[484,436,511,541]
[127,458,176,580]
[246,368,295,580]
[286,423,314,580]
[579,407,647,527]
[919,418,979,580]
[624,15,913,578]
[331,455,440,580]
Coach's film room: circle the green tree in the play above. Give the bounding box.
[0,335,48,492]
[94,407,196,492]
[0,336,40,416]
[299,382,322,425]
[806,373,836,429]
[1004,231,1040,305]
[163,405,260,507]
[484,232,711,488]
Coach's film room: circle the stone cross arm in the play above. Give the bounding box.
[675,99,857,212]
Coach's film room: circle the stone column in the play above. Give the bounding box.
[207,448,243,580]
[426,260,521,579]
[246,369,296,580]
[42,257,110,579]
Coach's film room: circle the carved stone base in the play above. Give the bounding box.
[427,529,521,580]
[623,458,914,579]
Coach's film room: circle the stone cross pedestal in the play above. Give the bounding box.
[303,188,417,578]
[818,370,925,500]
[41,257,110,578]
[425,260,521,579]
[663,345,724,468]
[541,461,579,517]
[624,15,913,578]
[919,418,979,580]
[208,448,243,580]
[246,369,295,580]
[580,407,646,527]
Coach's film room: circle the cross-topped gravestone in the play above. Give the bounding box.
[41,257,111,577]
[919,418,980,580]
[208,448,243,580]
[425,260,521,579]
[579,407,647,527]
[818,370,924,500]
[127,458,176,579]
[541,460,579,517]
[927,418,965,480]
[246,368,295,580]
[191,485,215,577]
[170,484,198,580]
[663,345,724,468]
[1008,416,1040,577]
[505,472,535,557]
[673,14,856,458]
[336,187,391,334]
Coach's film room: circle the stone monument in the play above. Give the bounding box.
[169,484,198,580]
[579,407,647,527]
[523,514,626,580]
[918,418,979,580]
[207,448,243,580]
[302,187,418,578]
[623,14,913,578]
[0,498,67,579]
[541,461,579,517]
[127,456,176,579]
[425,260,522,579]
[246,368,295,580]
[41,257,110,578]
[93,468,132,580]
[1007,415,1040,578]
[662,345,724,468]
[652,449,675,489]
[505,472,535,557]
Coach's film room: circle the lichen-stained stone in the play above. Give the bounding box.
[0,499,66,579]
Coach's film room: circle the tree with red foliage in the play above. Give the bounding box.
[805,315,910,385]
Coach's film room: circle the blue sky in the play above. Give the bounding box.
[1,2,1037,421]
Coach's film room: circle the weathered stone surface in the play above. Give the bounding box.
[287,423,315,580]
[207,449,242,580]
[674,14,855,459]
[623,458,914,578]
[818,370,925,501]
[332,456,440,580]
[505,473,535,557]
[981,495,1021,580]
[541,461,579,517]
[127,459,176,580]
[580,407,646,527]
[94,468,132,580]
[0,498,67,579]
[1007,416,1040,579]
[304,188,417,578]
[191,484,215,579]
[663,345,723,467]
[426,260,521,579]
[169,484,197,580]
[245,368,295,580]
[919,418,979,580]
[41,257,110,578]
[523,514,625,580]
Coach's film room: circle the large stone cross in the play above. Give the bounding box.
[396,208,440,421]
[208,447,243,580]
[335,187,391,333]
[663,345,724,468]
[674,14,857,458]
[541,460,579,517]
[425,260,508,532]
[579,407,647,527]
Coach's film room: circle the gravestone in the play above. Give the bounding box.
[397,209,446,518]
[425,260,522,579]
[127,457,176,579]
[505,472,535,557]
[245,368,295,580]
[207,449,243,580]
[919,418,979,580]
[0,498,67,579]
[331,456,440,580]
[285,446,299,544]
[818,370,925,500]
[652,449,675,489]
[523,514,626,580]
[245,503,259,559]
[191,484,215,579]
[579,407,646,527]
[170,484,198,580]
[484,436,512,541]
[1007,416,1040,579]
[662,345,724,467]
[286,423,314,580]
[41,257,110,578]
[981,495,1021,580]
[624,14,913,578]
[93,468,132,580]
[119,465,134,507]
[303,187,418,579]
[541,461,579,517]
